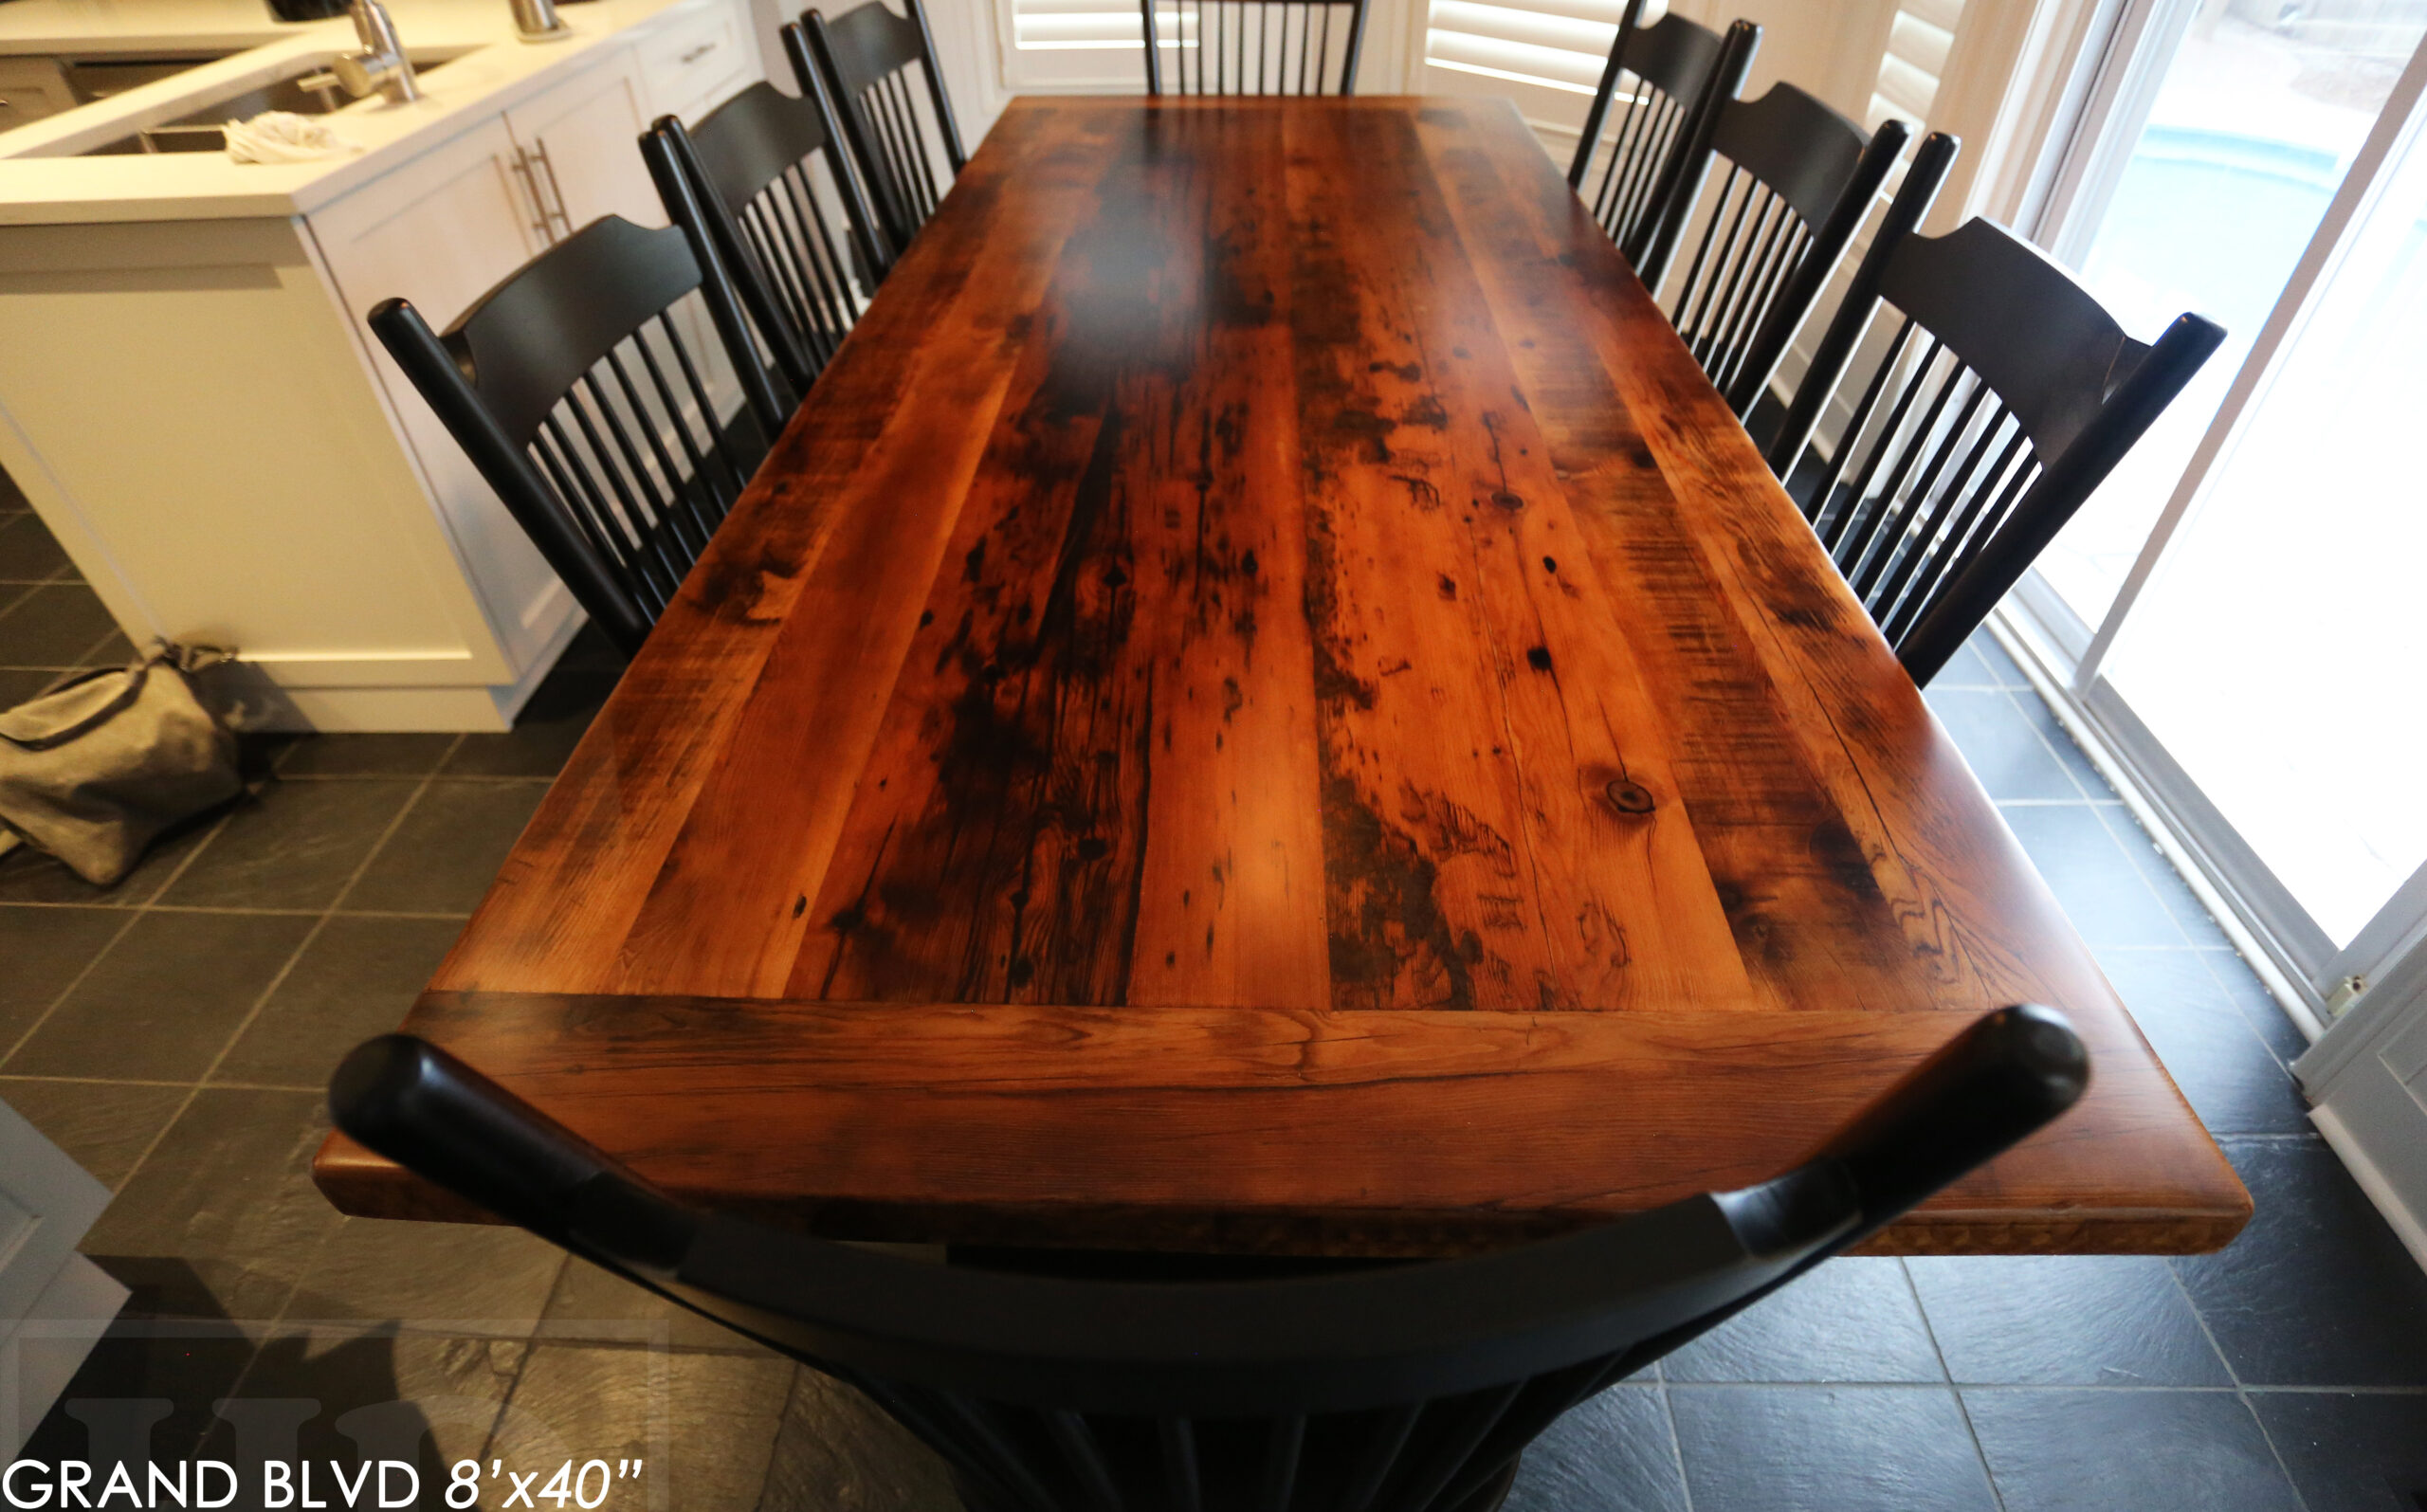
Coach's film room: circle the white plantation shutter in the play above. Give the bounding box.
[1424,0,1631,95]
[1004,0,1153,86]
[1419,0,1666,141]
[1867,0,1962,131]
[1013,0,1145,49]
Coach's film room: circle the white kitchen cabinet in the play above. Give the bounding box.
[309,113,568,669]
[503,46,662,235]
[310,35,747,671]
[0,0,764,732]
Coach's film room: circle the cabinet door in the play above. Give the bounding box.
[309,114,567,667]
[505,46,665,237]
[0,58,80,134]
[511,46,754,431]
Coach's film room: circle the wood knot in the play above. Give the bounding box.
[1604,779,1656,815]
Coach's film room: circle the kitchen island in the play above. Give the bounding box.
[0,0,762,728]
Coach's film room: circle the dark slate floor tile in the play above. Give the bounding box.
[1668,1385,1998,1512]
[1506,1386,1690,1512]
[0,582,119,666]
[2007,689,2112,801]
[1966,628,2031,688]
[1907,1254,2229,1386]
[2094,803,2236,948]
[343,780,549,915]
[2200,949,2311,1066]
[278,732,461,778]
[0,510,72,582]
[1665,1258,1944,1384]
[83,1089,342,1323]
[1965,1388,2301,1511]
[2251,1390,2427,1512]
[215,915,462,1086]
[160,779,420,911]
[0,903,125,1049]
[2000,802,2191,947]
[18,1322,259,1467]
[442,669,616,778]
[196,1330,523,1490]
[2096,947,2311,1136]
[757,1367,961,1512]
[0,1078,190,1190]
[1925,688,2084,801]
[0,666,64,706]
[487,1344,795,1512]
[278,1217,566,1334]
[2176,1138,2427,1386]
[5,911,314,1081]
[0,804,226,905]
[1930,638,1998,688]
[84,628,137,665]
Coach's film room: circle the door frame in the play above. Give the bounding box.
[1994,23,2427,1024]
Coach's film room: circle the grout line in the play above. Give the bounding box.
[0,1073,320,1094]
[0,899,471,920]
[1654,1373,1698,1512]
[1987,612,2325,1042]
[1897,1258,2010,1510]
[2159,1259,2313,1512]
[3,808,235,1183]
[0,803,239,1071]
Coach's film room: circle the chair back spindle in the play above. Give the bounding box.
[806,0,967,254]
[369,176,787,659]
[652,28,891,398]
[331,1005,2090,1512]
[1642,85,1918,416]
[1141,0,1370,96]
[1769,133,2225,685]
[1567,5,1752,273]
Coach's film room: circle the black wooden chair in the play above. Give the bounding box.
[368,153,790,659]
[330,1004,2088,1512]
[806,0,966,255]
[650,27,892,399]
[1141,0,1369,96]
[1566,2,1751,273]
[1768,132,2225,686]
[1640,84,1922,419]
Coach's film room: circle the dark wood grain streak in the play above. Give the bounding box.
[322,98,2247,1258]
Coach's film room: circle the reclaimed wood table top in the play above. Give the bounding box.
[315,96,2250,1258]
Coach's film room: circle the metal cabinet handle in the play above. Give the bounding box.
[529,139,576,238]
[506,145,552,242]
[677,41,718,64]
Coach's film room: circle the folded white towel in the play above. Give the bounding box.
[225,111,359,164]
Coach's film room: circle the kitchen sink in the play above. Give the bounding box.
[81,51,462,155]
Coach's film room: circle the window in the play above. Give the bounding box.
[1004,0,1153,87]
[1418,0,1638,141]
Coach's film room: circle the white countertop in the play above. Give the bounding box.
[0,0,709,224]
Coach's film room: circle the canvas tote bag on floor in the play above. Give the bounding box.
[0,644,241,886]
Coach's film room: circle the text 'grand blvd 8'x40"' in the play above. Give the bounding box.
[2,1457,650,1510]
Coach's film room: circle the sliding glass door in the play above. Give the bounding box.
[2009,4,2427,1020]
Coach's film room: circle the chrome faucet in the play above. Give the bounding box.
[510,0,573,42]
[331,0,420,103]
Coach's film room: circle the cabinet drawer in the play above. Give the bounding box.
[638,3,747,121]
